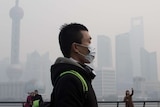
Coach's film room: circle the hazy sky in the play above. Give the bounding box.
[1,0,160,77]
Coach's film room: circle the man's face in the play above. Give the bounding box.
[79,30,92,54]
[73,30,92,63]
[126,91,130,95]
[31,92,34,96]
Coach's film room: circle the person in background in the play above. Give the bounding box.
[124,88,134,107]
[32,90,43,107]
[50,23,98,107]
[24,92,34,107]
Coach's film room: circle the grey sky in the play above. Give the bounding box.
[0,0,160,77]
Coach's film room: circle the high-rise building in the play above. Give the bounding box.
[93,68,102,100]
[97,35,112,68]
[115,33,133,91]
[93,68,116,100]
[95,35,116,100]
[140,48,158,82]
[0,82,26,101]
[25,51,52,98]
[129,17,144,77]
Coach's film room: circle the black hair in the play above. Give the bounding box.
[35,90,38,92]
[59,23,88,58]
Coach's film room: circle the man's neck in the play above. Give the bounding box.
[69,57,79,63]
[70,57,85,64]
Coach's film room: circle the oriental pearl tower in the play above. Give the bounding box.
[10,0,24,64]
[6,0,24,81]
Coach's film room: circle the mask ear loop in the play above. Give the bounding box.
[72,43,80,53]
[73,43,89,54]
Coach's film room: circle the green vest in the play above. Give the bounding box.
[32,100,39,107]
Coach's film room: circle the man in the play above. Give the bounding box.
[33,90,43,107]
[50,23,98,107]
[124,88,134,107]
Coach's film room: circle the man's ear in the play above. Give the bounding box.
[72,43,79,53]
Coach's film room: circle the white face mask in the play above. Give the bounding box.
[85,45,96,63]
[77,44,96,63]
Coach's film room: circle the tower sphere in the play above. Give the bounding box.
[9,1,24,20]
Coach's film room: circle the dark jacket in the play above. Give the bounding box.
[50,57,98,107]
[124,90,134,107]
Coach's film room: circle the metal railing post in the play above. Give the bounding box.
[143,101,145,107]
[117,102,119,107]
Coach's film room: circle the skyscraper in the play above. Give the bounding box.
[93,68,116,100]
[140,48,158,82]
[129,17,144,76]
[115,17,145,96]
[94,35,116,100]
[97,35,112,68]
[9,0,24,64]
[115,33,133,91]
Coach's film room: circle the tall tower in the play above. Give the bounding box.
[130,17,144,77]
[6,0,24,81]
[9,0,24,64]
[115,33,133,92]
[97,35,112,68]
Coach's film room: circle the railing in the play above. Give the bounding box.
[98,101,160,107]
[0,101,25,107]
[0,101,160,107]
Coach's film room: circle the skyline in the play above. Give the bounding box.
[0,0,160,78]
